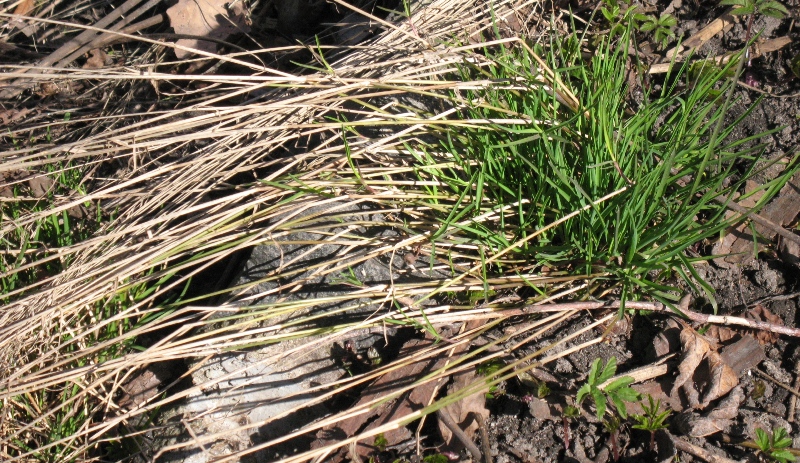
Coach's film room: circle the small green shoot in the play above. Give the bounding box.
[373,433,389,452]
[634,13,677,48]
[719,0,789,18]
[577,357,640,419]
[632,395,671,451]
[422,454,449,463]
[477,359,506,399]
[754,427,796,463]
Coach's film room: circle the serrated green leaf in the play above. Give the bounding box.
[639,22,657,32]
[577,384,591,405]
[605,375,633,392]
[719,0,742,4]
[610,394,629,419]
[760,1,789,14]
[597,358,617,384]
[587,358,602,385]
[660,14,677,27]
[771,450,796,463]
[591,388,607,419]
[773,427,793,448]
[756,428,770,450]
[613,386,642,403]
[730,5,755,14]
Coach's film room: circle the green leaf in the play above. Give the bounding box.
[660,13,677,27]
[773,427,793,448]
[577,383,591,405]
[730,5,755,14]
[607,394,625,418]
[597,357,617,384]
[587,358,602,385]
[771,450,796,463]
[639,22,657,32]
[604,376,634,392]
[719,0,744,5]
[591,388,607,419]
[759,1,789,17]
[613,385,642,403]
[755,428,770,450]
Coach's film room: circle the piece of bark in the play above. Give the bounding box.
[719,335,765,376]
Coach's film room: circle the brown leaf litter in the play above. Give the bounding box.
[166,0,251,59]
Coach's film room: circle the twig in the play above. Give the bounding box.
[747,291,800,308]
[789,360,800,422]
[672,435,739,463]
[503,297,800,338]
[714,196,800,249]
[474,412,492,463]
[753,369,800,400]
[436,408,483,463]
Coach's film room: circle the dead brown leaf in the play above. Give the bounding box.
[438,368,489,455]
[166,0,250,59]
[671,325,738,409]
[675,385,744,437]
[12,0,35,15]
[118,367,162,409]
[747,304,783,344]
[0,108,32,127]
[311,330,462,462]
[83,49,110,69]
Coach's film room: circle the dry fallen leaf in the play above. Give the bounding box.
[166,0,250,59]
[83,49,110,69]
[312,330,462,462]
[747,304,783,344]
[671,325,738,410]
[438,368,490,454]
[675,385,744,437]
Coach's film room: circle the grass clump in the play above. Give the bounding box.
[389,28,796,311]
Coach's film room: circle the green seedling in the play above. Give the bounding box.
[603,415,623,462]
[754,427,796,463]
[720,0,788,72]
[720,0,788,18]
[577,357,640,419]
[477,359,506,399]
[562,405,580,450]
[633,13,677,48]
[632,395,671,451]
[373,433,389,452]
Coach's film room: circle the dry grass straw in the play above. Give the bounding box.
[0,0,604,461]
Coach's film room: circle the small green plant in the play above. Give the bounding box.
[600,0,637,37]
[422,454,449,463]
[577,357,641,419]
[633,13,677,48]
[719,0,788,19]
[477,359,506,399]
[632,395,671,451]
[562,405,580,450]
[373,433,389,452]
[754,427,796,463]
[603,415,623,461]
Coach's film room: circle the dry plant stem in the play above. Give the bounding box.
[0,0,150,98]
[789,360,800,422]
[716,195,800,248]
[753,369,800,400]
[672,436,739,463]
[436,408,483,463]
[505,300,800,337]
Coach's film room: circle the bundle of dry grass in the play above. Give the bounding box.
[1,1,586,461]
